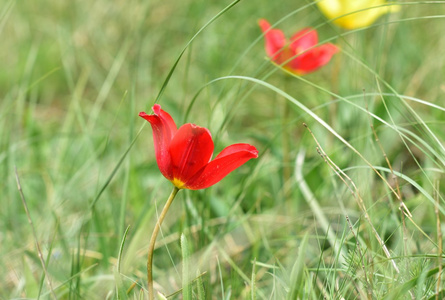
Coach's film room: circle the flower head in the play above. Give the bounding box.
[258,19,338,75]
[140,104,258,190]
[316,0,401,30]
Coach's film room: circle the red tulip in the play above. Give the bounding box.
[139,104,258,190]
[259,19,338,75]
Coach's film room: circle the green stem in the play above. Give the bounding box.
[147,186,180,299]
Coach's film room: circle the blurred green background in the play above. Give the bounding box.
[2,0,445,298]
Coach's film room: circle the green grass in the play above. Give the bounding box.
[2,0,445,299]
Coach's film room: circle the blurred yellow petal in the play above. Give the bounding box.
[316,0,400,29]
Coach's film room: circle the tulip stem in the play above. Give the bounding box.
[147,186,180,299]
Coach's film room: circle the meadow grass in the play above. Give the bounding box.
[2,0,445,299]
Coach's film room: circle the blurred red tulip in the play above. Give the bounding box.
[259,19,338,75]
[140,104,258,190]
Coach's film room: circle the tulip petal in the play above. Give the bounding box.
[139,104,177,180]
[185,143,258,190]
[289,28,318,54]
[336,5,399,29]
[316,0,343,19]
[169,123,214,185]
[316,0,400,29]
[258,19,287,62]
[288,43,338,74]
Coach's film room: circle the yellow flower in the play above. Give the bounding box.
[316,0,400,29]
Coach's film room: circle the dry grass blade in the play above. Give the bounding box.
[14,167,57,299]
[303,123,401,276]
[364,93,412,218]
[365,96,415,299]
[295,149,347,267]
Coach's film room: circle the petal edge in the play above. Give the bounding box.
[185,143,258,190]
[139,104,178,180]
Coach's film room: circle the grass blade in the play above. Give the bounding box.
[287,234,308,300]
[181,233,192,300]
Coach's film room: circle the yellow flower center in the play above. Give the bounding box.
[171,178,186,189]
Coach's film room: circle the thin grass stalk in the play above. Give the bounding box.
[365,96,404,207]
[436,181,442,300]
[115,225,131,299]
[303,124,401,276]
[204,75,403,202]
[344,214,372,299]
[15,167,57,299]
[366,97,414,299]
[216,255,225,300]
[295,149,347,266]
[37,218,59,299]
